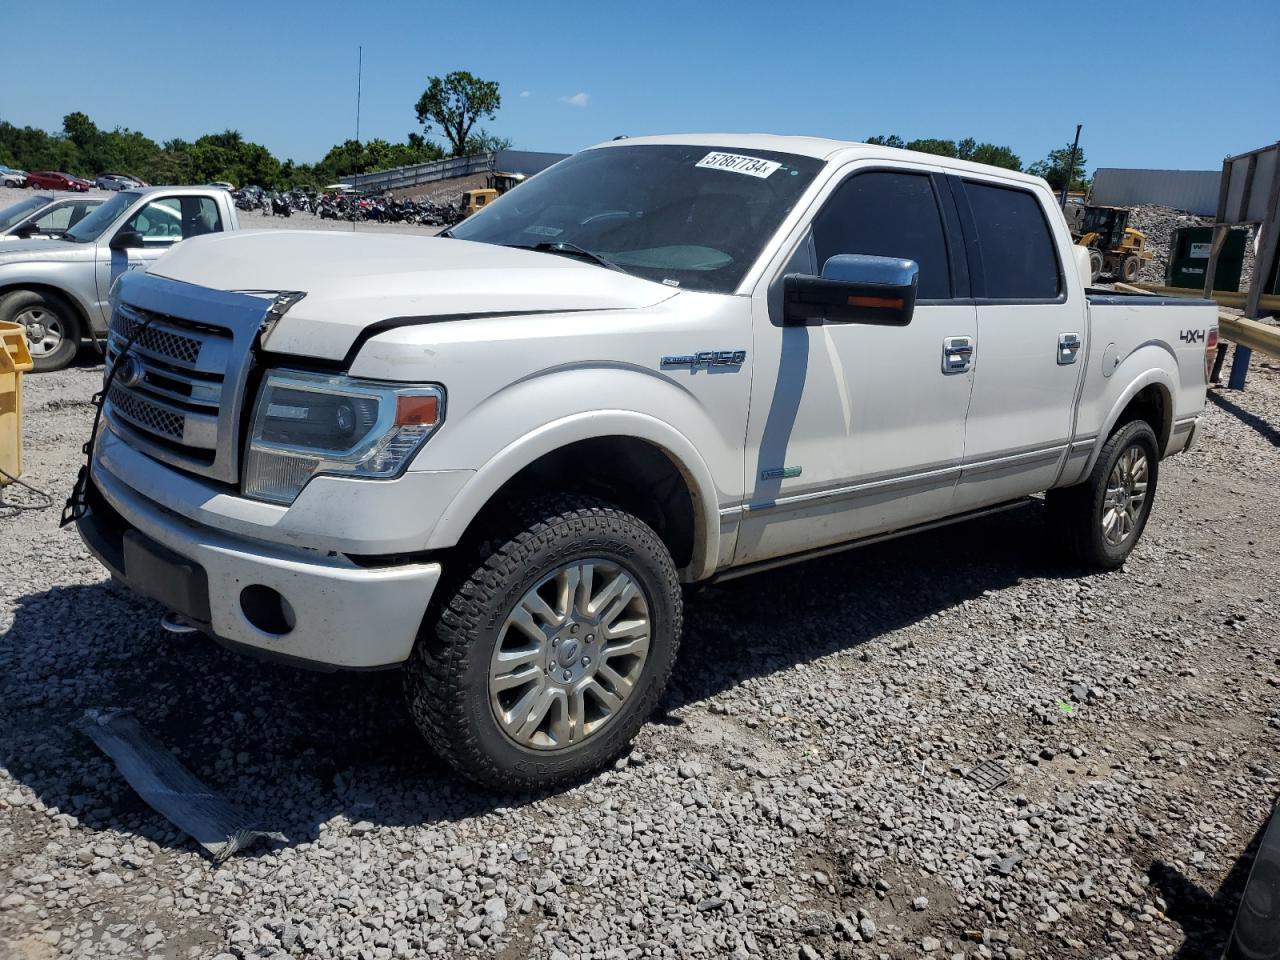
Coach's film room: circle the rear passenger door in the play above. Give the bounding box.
[949,176,1088,510]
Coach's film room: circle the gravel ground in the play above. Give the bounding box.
[2,333,1280,960]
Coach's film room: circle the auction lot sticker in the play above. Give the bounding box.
[696,152,781,178]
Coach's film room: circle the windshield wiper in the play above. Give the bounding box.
[527,241,624,273]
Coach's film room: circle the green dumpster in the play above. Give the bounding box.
[1168,226,1246,292]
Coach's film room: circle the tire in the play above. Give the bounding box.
[1120,254,1141,283]
[0,289,80,372]
[1088,249,1103,284]
[1047,419,1159,569]
[404,495,683,792]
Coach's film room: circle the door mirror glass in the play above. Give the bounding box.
[109,229,145,251]
[783,254,918,326]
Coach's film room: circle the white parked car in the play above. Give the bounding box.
[0,165,27,187]
[77,134,1216,791]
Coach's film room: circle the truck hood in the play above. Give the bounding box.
[0,237,96,265]
[147,230,678,361]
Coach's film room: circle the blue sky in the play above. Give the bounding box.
[6,0,1277,173]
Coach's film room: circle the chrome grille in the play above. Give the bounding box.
[106,383,184,439]
[113,311,203,365]
[104,303,235,466]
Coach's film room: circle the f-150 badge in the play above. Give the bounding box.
[661,350,746,369]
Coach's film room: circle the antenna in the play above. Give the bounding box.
[353,44,362,231]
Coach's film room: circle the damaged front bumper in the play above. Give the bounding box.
[78,463,440,671]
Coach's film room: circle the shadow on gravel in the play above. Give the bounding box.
[1209,389,1280,447]
[0,498,1082,856]
[1149,809,1270,960]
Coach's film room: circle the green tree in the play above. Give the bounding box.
[966,143,1022,171]
[415,72,502,157]
[464,129,512,155]
[865,133,1021,171]
[1028,143,1088,192]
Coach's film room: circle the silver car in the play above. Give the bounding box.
[0,194,104,241]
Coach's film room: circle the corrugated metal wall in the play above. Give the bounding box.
[1091,168,1221,215]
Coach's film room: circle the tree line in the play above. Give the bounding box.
[864,134,1090,192]
[0,72,509,190]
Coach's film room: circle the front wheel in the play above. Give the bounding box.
[1047,419,1159,569]
[404,495,682,792]
[0,289,80,372]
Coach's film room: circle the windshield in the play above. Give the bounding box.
[0,196,50,231]
[450,144,824,293]
[63,191,138,242]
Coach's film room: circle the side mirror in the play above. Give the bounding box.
[783,254,918,326]
[13,223,38,239]
[110,229,145,251]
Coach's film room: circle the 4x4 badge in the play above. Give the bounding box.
[1179,329,1205,344]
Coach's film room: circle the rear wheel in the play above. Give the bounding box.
[0,289,80,372]
[1088,249,1104,284]
[404,495,682,792]
[1047,419,1159,569]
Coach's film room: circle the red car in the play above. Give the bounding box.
[25,171,92,192]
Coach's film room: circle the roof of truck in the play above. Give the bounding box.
[590,133,1048,188]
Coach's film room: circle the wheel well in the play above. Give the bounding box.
[0,283,92,343]
[1114,383,1171,453]
[476,436,698,570]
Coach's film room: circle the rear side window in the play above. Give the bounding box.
[811,171,952,300]
[963,181,1061,299]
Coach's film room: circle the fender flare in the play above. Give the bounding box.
[425,409,723,581]
[1083,367,1175,476]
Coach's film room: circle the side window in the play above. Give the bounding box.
[124,198,184,243]
[962,181,1062,299]
[122,196,223,244]
[811,170,952,300]
[32,204,73,233]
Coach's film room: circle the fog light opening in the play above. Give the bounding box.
[239,585,296,636]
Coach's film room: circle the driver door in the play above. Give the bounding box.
[734,164,978,566]
[94,196,224,325]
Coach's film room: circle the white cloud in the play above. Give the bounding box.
[519,90,531,98]
[560,92,590,108]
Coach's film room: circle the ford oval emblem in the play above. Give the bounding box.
[115,354,144,388]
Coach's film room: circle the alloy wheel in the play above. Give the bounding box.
[488,559,651,750]
[18,306,63,357]
[1101,446,1149,546]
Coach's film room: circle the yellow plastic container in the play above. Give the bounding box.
[0,321,33,485]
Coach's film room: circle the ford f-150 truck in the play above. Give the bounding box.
[0,185,239,371]
[74,135,1216,791]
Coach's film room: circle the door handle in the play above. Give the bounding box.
[942,336,974,374]
[1058,332,1082,365]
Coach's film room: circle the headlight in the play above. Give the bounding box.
[243,370,444,505]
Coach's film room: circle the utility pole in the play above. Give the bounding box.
[1060,123,1082,208]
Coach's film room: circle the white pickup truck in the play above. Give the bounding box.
[75,135,1216,791]
[0,186,239,371]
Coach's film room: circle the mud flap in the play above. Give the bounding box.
[79,709,284,861]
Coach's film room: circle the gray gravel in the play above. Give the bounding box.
[2,348,1279,959]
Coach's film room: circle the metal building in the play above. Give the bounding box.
[1090,168,1221,215]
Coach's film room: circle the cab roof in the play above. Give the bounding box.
[590,133,1048,188]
